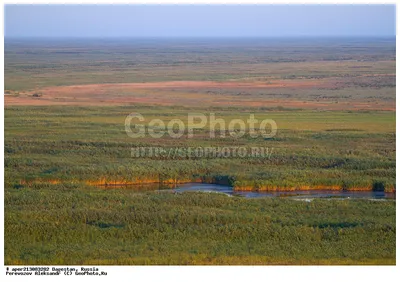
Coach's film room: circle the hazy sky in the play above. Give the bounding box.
[5,5,396,38]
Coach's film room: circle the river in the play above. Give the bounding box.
[99,183,395,200]
[173,183,395,199]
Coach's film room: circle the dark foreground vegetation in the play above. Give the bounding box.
[5,184,396,265]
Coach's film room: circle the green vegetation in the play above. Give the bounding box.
[5,186,396,265]
[4,105,395,265]
[4,106,395,191]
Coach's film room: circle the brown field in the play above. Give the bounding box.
[4,76,395,110]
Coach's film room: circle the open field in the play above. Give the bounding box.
[5,38,395,110]
[4,38,395,90]
[4,77,395,110]
[4,38,396,265]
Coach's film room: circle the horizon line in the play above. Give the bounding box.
[5,35,396,39]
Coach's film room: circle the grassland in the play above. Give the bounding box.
[4,106,395,191]
[4,38,394,90]
[4,38,396,265]
[5,188,395,265]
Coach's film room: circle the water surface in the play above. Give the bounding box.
[173,183,395,200]
[98,183,395,199]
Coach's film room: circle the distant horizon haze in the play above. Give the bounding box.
[5,5,396,38]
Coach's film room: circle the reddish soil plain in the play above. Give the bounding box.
[4,76,395,110]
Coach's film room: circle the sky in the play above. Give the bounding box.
[4,5,396,38]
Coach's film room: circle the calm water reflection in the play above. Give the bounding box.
[98,183,395,199]
[173,183,396,199]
